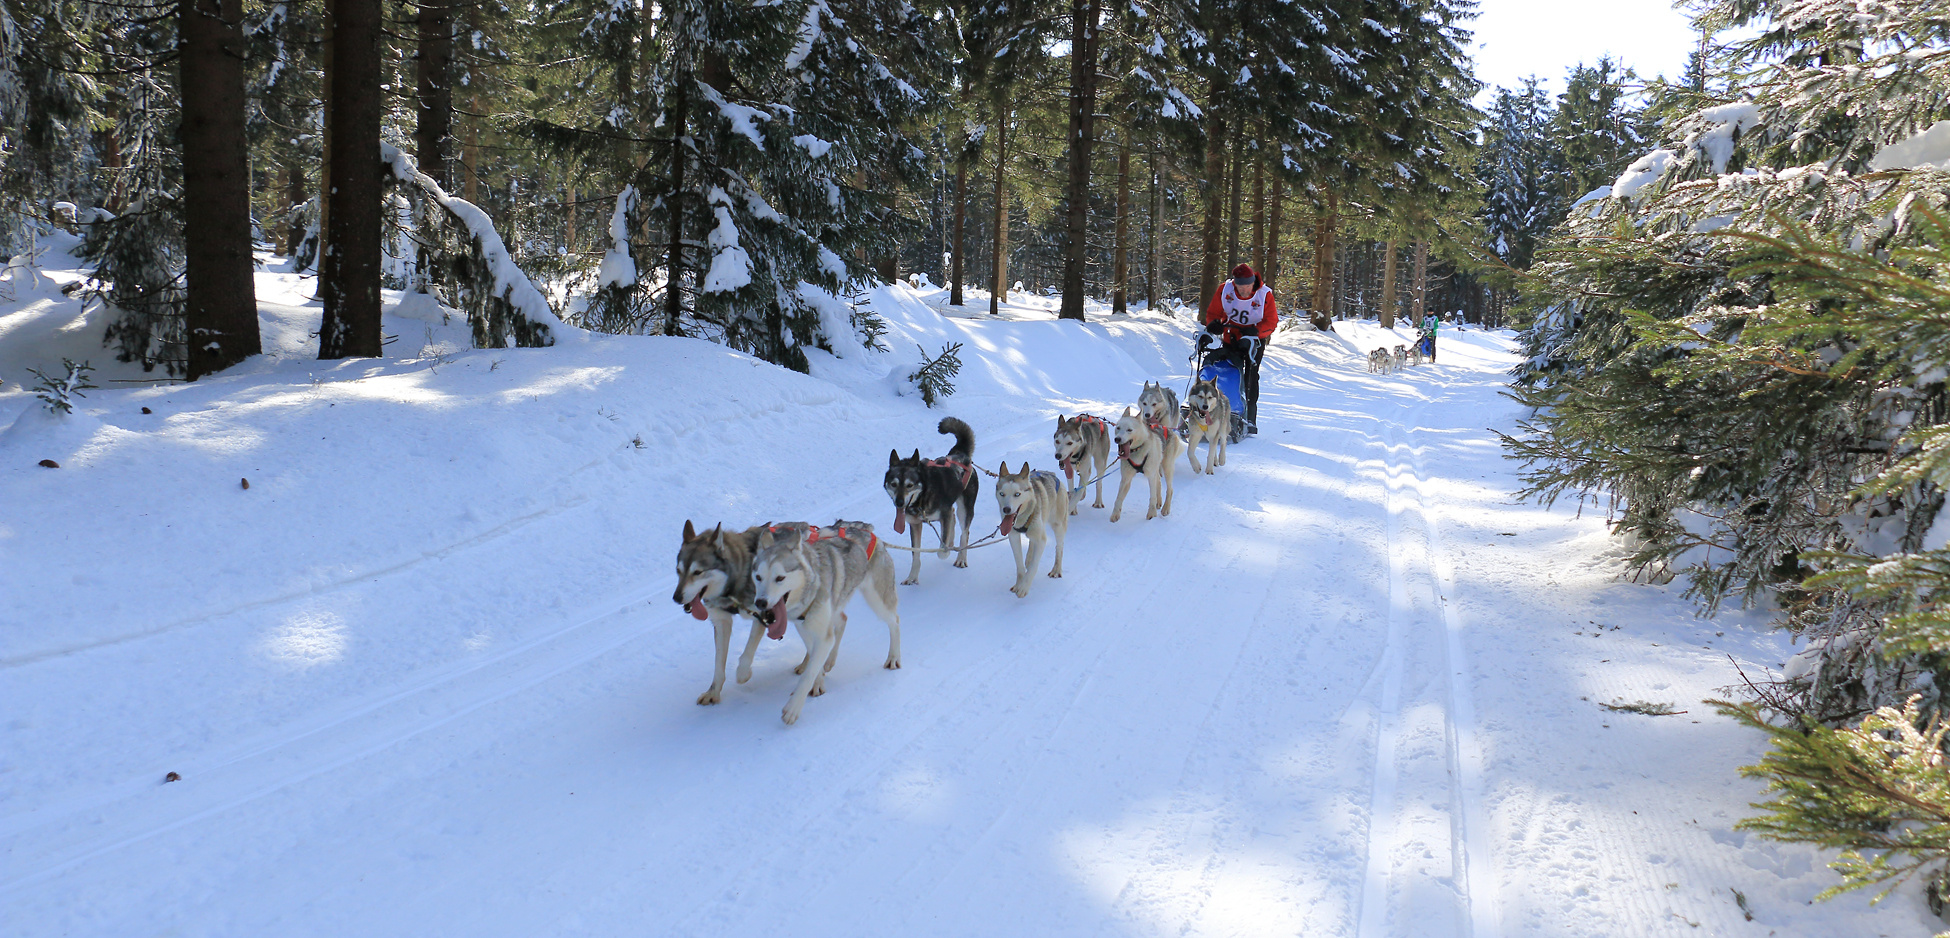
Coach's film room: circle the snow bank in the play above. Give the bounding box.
[1612,149,1676,200]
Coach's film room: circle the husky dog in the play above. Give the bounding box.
[1138,381,1179,431]
[674,520,766,705]
[1367,348,1386,373]
[1053,413,1112,512]
[1111,406,1182,522]
[751,521,901,725]
[884,416,980,585]
[993,462,1070,598]
[1182,377,1232,475]
[1393,344,1408,371]
[1408,344,1425,367]
[675,520,855,706]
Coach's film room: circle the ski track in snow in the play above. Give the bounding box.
[3,265,1944,936]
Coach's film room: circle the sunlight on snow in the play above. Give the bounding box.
[257,609,349,669]
[494,366,625,404]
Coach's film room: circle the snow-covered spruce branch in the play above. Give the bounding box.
[381,144,562,350]
[26,359,97,414]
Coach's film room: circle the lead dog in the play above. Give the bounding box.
[884,416,979,585]
[1111,406,1182,522]
[675,520,854,706]
[1053,413,1112,512]
[1183,377,1231,475]
[994,462,1070,598]
[752,521,901,725]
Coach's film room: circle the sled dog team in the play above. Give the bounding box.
[1368,342,1425,374]
[673,378,1238,725]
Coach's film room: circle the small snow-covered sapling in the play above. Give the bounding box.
[26,359,97,415]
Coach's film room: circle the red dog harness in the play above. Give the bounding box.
[924,456,975,488]
[1059,414,1109,478]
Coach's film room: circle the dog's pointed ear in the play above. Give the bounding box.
[910,448,921,461]
[683,519,696,540]
[712,523,727,549]
[889,448,900,466]
[757,527,774,549]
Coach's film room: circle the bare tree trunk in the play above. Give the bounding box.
[1250,146,1264,271]
[179,0,261,378]
[415,0,453,189]
[1411,239,1430,321]
[1197,77,1225,308]
[1112,135,1129,315]
[1057,0,1099,321]
[1145,143,1160,310]
[1225,129,1243,266]
[950,154,967,305]
[1379,238,1399,329]
[662,55,694,334]
[1266,169,1283,285]
[990,103,1010,314]
[1309,191,1335,331]
[284,162,306,255]
[461,61,480,203]
[314,18,333,295]
[319,0,383,359]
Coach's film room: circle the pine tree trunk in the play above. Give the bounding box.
[662,63,691,335]
[1250,146,1264,271]
[950,153,967,305]
[461,81,480,203]
[315,19,333,296]
[1225,129,1243,267]
[1266,169,1283,285]
[319,0,383,359]
[179,0,261,379]
[1145,143,1160,310]
[284,162,306,255]
[1197,76,1226,308]
[1057,0,1099,321]
[1379,238,1398,329]
[415,0,453,189]
[1112,135,1129,315]
[1310,191,1335,331]
[1411,239,1429,321]
[991,102,1009,314]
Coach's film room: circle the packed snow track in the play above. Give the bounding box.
[2,276,1938,936]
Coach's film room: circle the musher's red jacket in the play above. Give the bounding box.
[1204,278,1278,343]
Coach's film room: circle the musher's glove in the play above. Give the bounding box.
[1205,319,1226,335]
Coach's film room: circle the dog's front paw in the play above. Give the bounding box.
[809,678,825,697]
[884,655,901,669]
[954,557,968,569]
[1092,499,1104,508]
[901,575,920,586]
[697,689,722,705]
[1047,569,1062,578]
[793,659,809,675]
[736,666,752,684]
[1109,511,1122,522]
[781,705,802,725]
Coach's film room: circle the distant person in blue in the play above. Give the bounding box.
[1418,312,1439,362]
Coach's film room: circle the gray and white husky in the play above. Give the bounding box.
[1053,413,1112,512]
[1182,377,1231,475]
[674,520,769,706]
[993,462,1070,598]
[1138,381,1179,431]
[1111,406,1182,522]
[752,521,902,725]
[1393,344,1408,371]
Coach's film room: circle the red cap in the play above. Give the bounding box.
[1230,263,1256,280]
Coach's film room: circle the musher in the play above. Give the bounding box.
[1418,310,1439,362]
[1200,262,1276,435]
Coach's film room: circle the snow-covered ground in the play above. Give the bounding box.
[2,243,1940,936]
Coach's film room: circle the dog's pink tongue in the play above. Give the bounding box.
[1060,458,1073,479]
[687,598,709,621]
[1000,512,1015,536]
[766,612,788,641]
[893,513,906,534]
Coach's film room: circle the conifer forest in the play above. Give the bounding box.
[6,0,1950,932]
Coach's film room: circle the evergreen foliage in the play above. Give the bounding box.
[906,341,962,407]
[1503,0,1950,905]
[25,358,94,413]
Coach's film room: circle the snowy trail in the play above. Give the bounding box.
[6,288,1942,935]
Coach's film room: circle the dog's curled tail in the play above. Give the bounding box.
[937,416,975,462]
